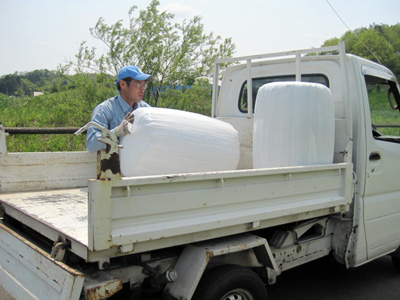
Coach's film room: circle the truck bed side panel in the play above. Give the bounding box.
[0,222,84,300]
[89,163,352,254]
[0,151,96,193]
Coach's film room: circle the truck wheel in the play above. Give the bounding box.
[192,264,268,300]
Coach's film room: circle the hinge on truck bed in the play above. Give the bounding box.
[50,240,71,261]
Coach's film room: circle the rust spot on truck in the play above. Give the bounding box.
[100,152,121,175]
[85,278,123,300]
[206,249,215,262]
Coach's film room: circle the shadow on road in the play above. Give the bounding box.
[268,255,399,300]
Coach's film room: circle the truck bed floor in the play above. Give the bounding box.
[0,188,88,247]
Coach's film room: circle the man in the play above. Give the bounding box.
[86,65,153,152]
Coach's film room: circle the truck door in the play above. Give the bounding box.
[361,65,400,260]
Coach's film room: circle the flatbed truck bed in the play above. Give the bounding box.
[1,163,352,263]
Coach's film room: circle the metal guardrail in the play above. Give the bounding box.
[4,125,400,135]
[4,127,83,135]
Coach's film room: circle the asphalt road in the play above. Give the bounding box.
[0,255,398,299]
[268,255,400,300]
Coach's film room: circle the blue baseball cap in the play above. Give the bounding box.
[115,65,154,84]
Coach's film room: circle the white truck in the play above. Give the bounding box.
[1,42,400,300]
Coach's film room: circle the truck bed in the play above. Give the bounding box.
[1,163,353,264]
[0,188,89,247]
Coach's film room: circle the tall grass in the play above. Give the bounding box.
[0,89,103,152]
[0,78,213,152]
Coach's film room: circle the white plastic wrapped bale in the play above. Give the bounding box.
[120,107,240,177]
[253,82,335,168]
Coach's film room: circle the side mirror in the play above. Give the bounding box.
[388,88,399,110]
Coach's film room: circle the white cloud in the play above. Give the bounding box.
[161,2,199,19]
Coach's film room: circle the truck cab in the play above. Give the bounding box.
[213,42,400,270]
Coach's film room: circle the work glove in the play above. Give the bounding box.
[115,113,134,137]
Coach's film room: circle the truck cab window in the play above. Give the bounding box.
[239,74,329,113]
[365,75,400,143]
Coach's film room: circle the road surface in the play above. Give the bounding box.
[268,255,399,300]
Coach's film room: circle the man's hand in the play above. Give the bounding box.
[115,113,134,137]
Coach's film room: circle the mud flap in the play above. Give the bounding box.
[0,222,84,300]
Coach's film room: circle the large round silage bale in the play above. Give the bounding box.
[253,82,335,168]
[120,107,240,177]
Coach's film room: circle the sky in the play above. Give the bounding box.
[0,0,399,76]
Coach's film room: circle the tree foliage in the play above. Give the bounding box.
[0,70,54,96]
[73,0,235,107]
[321,23,400,78]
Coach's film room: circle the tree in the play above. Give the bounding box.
[0,69,71,96]
[73,0,235,107]
[18,78,36,96]
[158,78,212,115]
[321,23,400,79]
[0,73,20,96]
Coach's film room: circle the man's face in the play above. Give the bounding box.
[120,78,147,105]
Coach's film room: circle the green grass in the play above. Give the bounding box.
[1,84,399,152]
[5,134,87,152]
[368,87,400,136]
[1,89,97,152]
[1,78,213,152]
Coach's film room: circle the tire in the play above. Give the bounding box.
[192,264,268,300]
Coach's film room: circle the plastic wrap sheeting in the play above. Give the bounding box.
[120,107,240,177]
[253,82,335,168]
